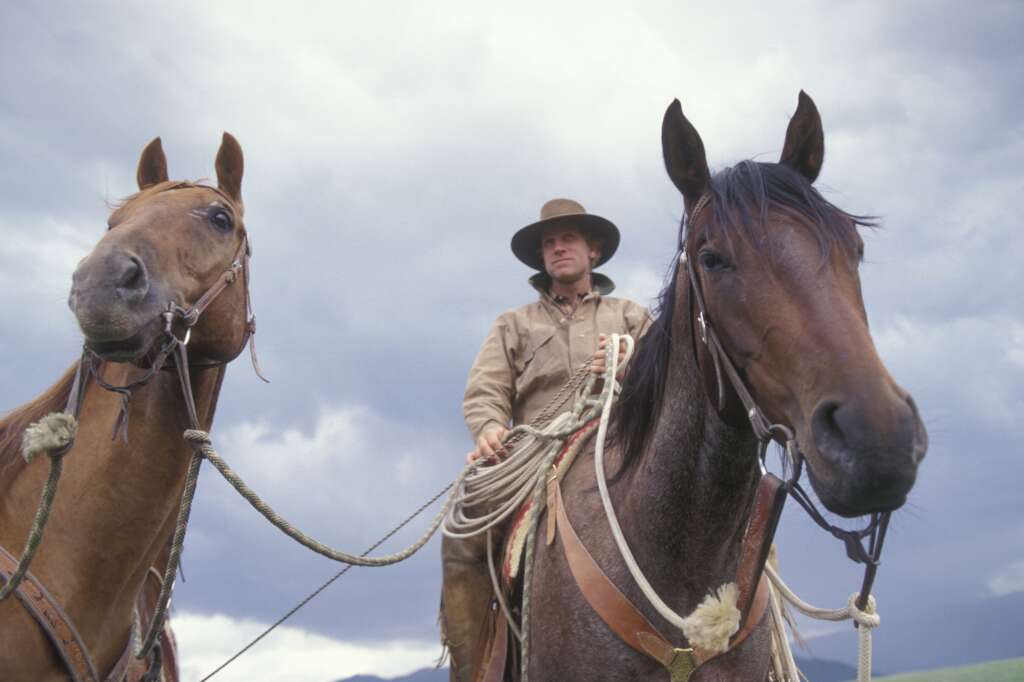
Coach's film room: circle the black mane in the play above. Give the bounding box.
[611,161,874,469]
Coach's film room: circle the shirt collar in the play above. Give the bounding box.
[528,272,616,298]
[553,292,588,305]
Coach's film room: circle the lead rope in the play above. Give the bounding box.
[198,480,456,681]
[134,337,478,671]
[199,361,599,681]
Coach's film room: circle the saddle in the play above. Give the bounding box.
[499,418,600,589]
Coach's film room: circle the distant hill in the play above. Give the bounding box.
[796,657,859,681]
[335,669,447,682]
[334,656,856,681]
[333,655,1024,681]
[796,591,1024,674]
[871,656,1024,681]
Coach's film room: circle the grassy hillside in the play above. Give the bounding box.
[864,657,1024,681]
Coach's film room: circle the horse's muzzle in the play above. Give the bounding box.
[806,390,927,517]
[70,247,168,360]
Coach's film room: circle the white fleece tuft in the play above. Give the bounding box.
[21,413,78,463]
[681,582,742,654]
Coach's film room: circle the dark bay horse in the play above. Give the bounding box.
[0,134,252,681]
[525,93,927,680]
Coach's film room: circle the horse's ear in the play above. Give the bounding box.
[215,132,244,206]
[779,91,825,183]
[662,99,710,211]
[137,137,169,190]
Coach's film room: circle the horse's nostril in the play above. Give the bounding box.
[115,254,149,302]
[811,400,849,464]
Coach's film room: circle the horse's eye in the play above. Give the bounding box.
[210,209,233,232]
[699,249,729,272]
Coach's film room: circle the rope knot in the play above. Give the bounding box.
[847,593,880,629]
[21,413,78,463]
[184,429,212,450]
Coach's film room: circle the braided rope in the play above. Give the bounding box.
[0,455,65,601]
[0,412,79,602]
[199,480,456,681]
[188,430,471,567]
[136,445,204,660]
[133,428,474,668]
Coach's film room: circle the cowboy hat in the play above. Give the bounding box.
[510,198,620,271]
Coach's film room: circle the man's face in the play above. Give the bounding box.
[541,225,599,284]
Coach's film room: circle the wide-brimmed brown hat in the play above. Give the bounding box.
[511,198,620,271]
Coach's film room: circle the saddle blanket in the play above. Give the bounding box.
[501,417,599,588]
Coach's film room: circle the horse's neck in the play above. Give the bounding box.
[66,363,224,581]
[617,313,760,613]
[4,361,224,664]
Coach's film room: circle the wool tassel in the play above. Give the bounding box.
[681,582,742,654]
[21,413,78,463]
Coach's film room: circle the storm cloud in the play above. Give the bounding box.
[1,1,1021,679]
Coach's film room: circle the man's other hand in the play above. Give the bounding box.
[466,425,510,464]
[591,334,628,375]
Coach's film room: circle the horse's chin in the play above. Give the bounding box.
[807,475,908,518]
[83,323,165,365]
[801,446,913,518]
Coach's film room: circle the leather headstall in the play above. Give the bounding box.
[85,227,266,441]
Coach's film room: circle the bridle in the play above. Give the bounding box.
[681,192,890,616]
[74,186,267,441]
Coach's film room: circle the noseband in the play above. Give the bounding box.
[682,193,890,615]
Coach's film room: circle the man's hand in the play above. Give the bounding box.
[466,425,511,465]
[590,334,628,376]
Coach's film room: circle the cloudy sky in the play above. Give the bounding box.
[1,1,1021,680]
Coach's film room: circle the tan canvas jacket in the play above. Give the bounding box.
[463,274,651,442]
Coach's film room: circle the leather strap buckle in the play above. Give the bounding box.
[667,647,697,681]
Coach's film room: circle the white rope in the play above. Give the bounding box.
[442,409,595,539]
[767,581,800,681]
[593,333,703,633]
[765,563,879,682]
[442,341,637,543]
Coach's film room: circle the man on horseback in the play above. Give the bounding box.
[441,198,650,680]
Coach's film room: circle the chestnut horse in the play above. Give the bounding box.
[522,93,927,680]
[0,134,252,681]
